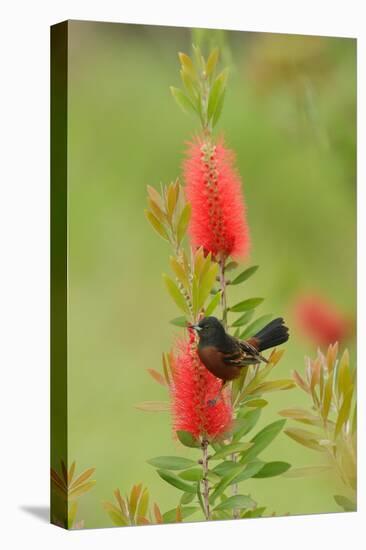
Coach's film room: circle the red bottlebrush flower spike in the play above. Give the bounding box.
[170,331,232,440]
[294,294,351,346]
[184,137,250,260]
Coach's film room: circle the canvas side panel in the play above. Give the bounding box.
[50,20,68,529]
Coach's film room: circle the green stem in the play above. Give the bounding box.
[219,258,228,329]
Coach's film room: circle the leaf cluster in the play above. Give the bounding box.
[51,460,96,528]
[280,343,356,511]
[170,46,228,131]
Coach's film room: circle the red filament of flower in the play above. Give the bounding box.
[184,137,250,260]
[170,333,232,440]
[294,294,350,346]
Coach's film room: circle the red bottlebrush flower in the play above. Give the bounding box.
[294,294,351,346]
[184,137,250,260]
[170,332,232,440]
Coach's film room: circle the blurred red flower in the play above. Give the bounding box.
[170,331,232,440]
[294,294,350,346]
[184,137,250,260]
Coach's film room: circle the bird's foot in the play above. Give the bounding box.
[207,398,219,407]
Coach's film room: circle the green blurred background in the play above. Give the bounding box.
[65,20,356,527]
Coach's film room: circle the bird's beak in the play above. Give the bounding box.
[188,323,202,332]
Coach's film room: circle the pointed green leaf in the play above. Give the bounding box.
[163,506,199,523]
[179,468,203,481]
[231,310,255,327]
[231,266,259,285]
[205,291,221,316]
[163,274,190,314]
[177,203,191,244]
[145,210,169,241]
[240,315,273,339]
[209,463,248,503]
[170,87,197,115]
[233,408,262,442]
[206,48,219,76]
[229,298,264,313]
[180,491,195,505]
[147,456,196,470]
[210,441,252,461]
[252,461,291,478]
[157,470,196,493]
[284,428,325,452]
[176,430,201,448]
[207,69,229,121]
[240,420,286,462]
[214,494,256,512]
[170,316,188,327]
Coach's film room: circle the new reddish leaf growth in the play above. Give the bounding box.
[171,330,232,440]
[184,137,250,260]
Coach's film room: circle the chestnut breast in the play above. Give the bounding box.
[198,346,241,382]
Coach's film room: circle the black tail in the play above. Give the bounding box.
[254,317,289,352]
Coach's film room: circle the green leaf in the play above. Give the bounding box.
[229,298,264,313]
[147,456,196,470]
[176,430,201,448]
[68,480,96,499]
[196,481,205,514]
[162,274,190,315]
[279,408,322,426]
[180,491,195,505]
[170,87,197,115]
[242,506,266,518]
[284,428,325,452]
[170,316,188,327]
[334,494,356,512]
[198,263,219,310]
[206,48,219,76]
[205,291,221,316]
[209,463,248,503]
[170,256,189,290]
[245,399,268,408]
[232,461,264,483]
[214,495,256,512]
[210,441,252,461]
[231,310,255,327]
[233,408,262,442]
[177,203,191,244]
[239,315,273,339]
[103,501,128,526]
[68,501,78,528]
[335,386,353,436]
[225,261,239,272]
[178,52,196,77]
[157,470,196,493]
[231,266,259,285]
[212,460,239,477]
[253,461,291,478]
[247,379,295,395]
[212,91,226,127]
[163,506,199,523]
[145,210,169,241]
[179,468,203,481]
[137,488,149,518]
[207,69,229,121]
[241,420,286,462]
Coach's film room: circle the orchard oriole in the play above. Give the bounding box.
[190,316,289,404]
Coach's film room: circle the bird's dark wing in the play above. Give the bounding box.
[219,334,262,367]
